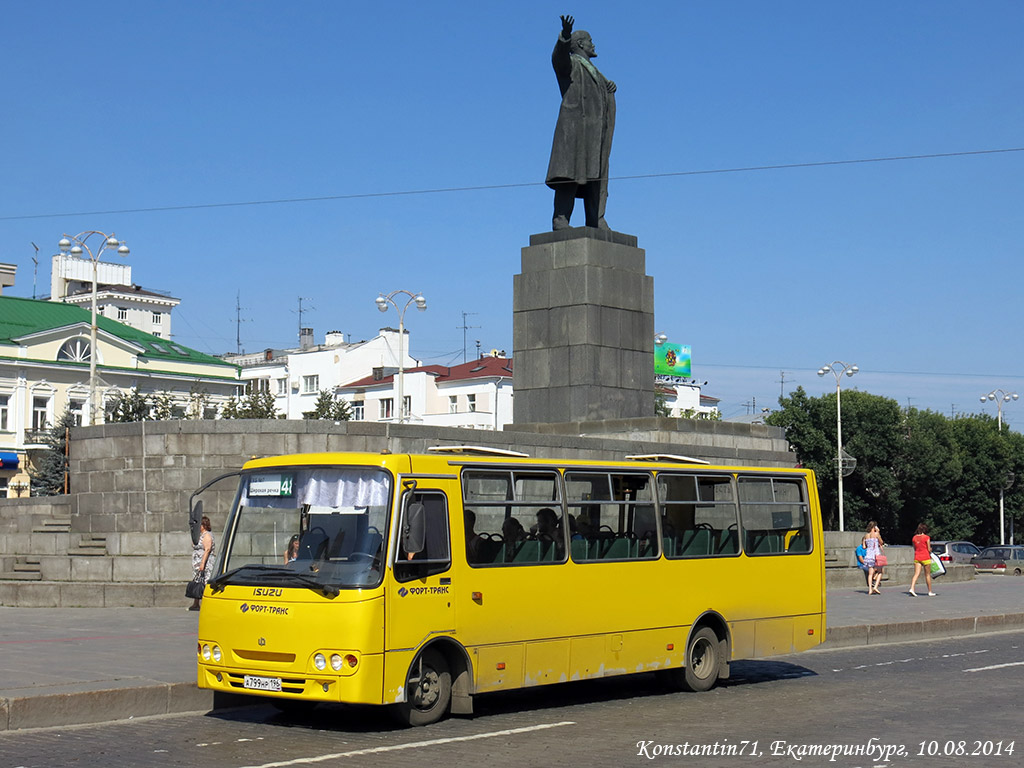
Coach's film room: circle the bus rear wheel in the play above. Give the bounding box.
[681,627,721,692]
[662,626,721,693]
[391,648,451,726]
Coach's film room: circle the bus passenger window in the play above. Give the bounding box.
[566,471,657,562]
[658,473,739,559]
[737,476,812,556]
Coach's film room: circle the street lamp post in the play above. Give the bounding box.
[58,231,130,426]
[375,290,426,424]
[818,361,859,531]
[980,389,1019,545]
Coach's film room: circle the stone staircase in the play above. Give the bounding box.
[1,511,192,607]
[6,556,42,581]
[67,533,108,558]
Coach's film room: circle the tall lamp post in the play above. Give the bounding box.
[375,290,426,424]
[818,361,858,531]
[58,232,130,426]
[980,389,1019,545]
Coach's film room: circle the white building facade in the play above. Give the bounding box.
[338,354,514,430]
[230,328,421,420]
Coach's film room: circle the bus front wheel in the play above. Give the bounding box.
[391,648,451,726]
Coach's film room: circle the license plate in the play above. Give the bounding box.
[243,675,282,692]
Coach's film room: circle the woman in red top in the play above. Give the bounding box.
[909,523,936,597]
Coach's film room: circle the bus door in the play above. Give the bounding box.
[387,485,456,655]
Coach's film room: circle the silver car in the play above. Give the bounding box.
[930,540,982,566]
[971,546,1024,575]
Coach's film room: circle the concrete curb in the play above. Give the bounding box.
[0,680,211,732]
[824,612,1024,649]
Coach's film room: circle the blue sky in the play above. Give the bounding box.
[2,1,1022,423]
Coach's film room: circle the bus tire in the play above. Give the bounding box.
[681,626,720,692]
[391,648,451,727]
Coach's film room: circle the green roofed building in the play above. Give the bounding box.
[0,295,240,497]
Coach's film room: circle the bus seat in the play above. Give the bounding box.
[603,537,630,560]
[513,540,540,563]
[716,530,739,555]
[662,536,676,557]
[748,531,783,554]
[681,528,712,557]
[571,539,589,561]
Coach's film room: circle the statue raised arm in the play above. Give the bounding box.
[545,15,616,230]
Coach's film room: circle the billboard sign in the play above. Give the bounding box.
[654,343,691,377]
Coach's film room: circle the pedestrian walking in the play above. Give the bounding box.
[863,521,885,595]
[908,522,937,597]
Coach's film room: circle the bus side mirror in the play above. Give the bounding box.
[189,500,203,546]
[402,502,426,554]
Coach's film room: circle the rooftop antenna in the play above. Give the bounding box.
[778,370,791,400]
[475,339,482,358]
[457,310,480,363]
[30,242,39,299]
[234,290,251,354]
[295,297,314,344]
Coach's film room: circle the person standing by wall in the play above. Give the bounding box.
[189,515,215,611]
[908,522,937,597]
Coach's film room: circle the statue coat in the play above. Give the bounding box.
[545,34,616,194]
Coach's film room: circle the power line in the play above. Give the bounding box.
[1,147,1020,222]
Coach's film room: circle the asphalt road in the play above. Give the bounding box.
[2,631,1022,768]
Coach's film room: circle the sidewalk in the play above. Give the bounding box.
[1,577,1022,731]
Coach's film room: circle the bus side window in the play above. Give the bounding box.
[396,491,451,582]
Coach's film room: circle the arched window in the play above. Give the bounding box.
[58,338,92,363]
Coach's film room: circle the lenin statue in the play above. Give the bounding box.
[546,15,617,231]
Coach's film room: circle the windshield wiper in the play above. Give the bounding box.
[208,564,339,597]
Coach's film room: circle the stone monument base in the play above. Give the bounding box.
[513,228,654,424]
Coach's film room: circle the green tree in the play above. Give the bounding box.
[150,391,175,421]
[105,387,151,423]
[947,415,1009,544]
[893,408,962,539]
[29,407,75,495]
[654,390,671,417]
[186,386,212,419]
[220,389,280,419]
[303,390,352,420]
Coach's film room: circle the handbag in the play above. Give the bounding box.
[874,554,888,567]
[185,574,206,599]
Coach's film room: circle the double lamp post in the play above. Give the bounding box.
[980,389,1019,545]
[58,231,130,427]
[375,290,426,424]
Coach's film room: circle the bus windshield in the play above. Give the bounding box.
[215,467,391,591]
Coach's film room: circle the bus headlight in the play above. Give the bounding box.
[202,644,211,661]
[330,654,343,671]
[314,653,327,671]
[212,645,222,662]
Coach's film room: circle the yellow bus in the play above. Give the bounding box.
[194,447,825,725]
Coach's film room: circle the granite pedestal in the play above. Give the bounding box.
[513,228,655,424]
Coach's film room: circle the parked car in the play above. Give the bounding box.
[930,540,982,565]
[971,545,1024,575]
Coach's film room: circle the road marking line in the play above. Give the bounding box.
[237,721,577,768]
[963,661,1024,673]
